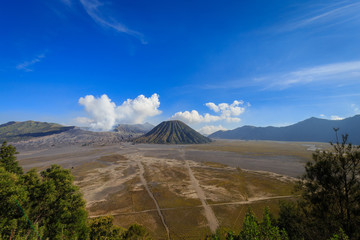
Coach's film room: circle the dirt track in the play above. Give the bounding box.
[185,160,219,232]
[137,158,171,240]
[16,141,309,239]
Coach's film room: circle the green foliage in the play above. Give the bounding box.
[300,134,360,239]
[35,165,89,239]
[205,208,288,240]
[0,167,27,237]
[278,133,360,240]
[122,223,152,240]
[0,164,89,239]
[277,201,305,240]
[0,142,152,239]
[330,229,350,240]
[239,210,260,240]
[89,216,125,240]
[0,141,23,175]
[239,208,288,240]
[88,217,151,240]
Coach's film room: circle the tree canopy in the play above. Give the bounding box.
[278,133,360,240]
[0,142,151,240]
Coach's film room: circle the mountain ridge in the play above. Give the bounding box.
[0,120,75,142]
[209,115,360,144]
[113,122,154,136]
[0,121,150,146]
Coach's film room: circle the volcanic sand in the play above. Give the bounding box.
[17,140,326,239]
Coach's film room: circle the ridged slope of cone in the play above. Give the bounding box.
[134,120,211,144]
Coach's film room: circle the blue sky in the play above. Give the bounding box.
[1,0,360,134]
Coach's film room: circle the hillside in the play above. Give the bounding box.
[0,121,75,142]
[114,122,154,136]
[12,128,132,149]
[209,115,360,144]
[134,120,211,144]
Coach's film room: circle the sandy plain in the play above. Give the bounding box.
[16,140,329,239]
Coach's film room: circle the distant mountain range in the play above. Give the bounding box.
[0,121,154,148]
[209,115,360,144]
[113,122,154,136]
[3,115,359,146]
[134,120,211,144]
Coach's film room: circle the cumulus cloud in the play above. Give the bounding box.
[198,125,227,136]
[171,100,247,124]
[171,110,221,124]
[205,102,220,112]
[77,93,161,131]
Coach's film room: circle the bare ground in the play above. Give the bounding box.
[136,157,171,239]
[16,140,310,239]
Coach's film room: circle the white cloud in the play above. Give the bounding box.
[330,115,344,120]
[77,93,161,131]
[171,100,247,124]
[271,61,360,89]
[171,110,221,124]
[79,0,146,44]
[280,1,360,32]
[16,54,45,72]
[198,125,227,136]
[205,102,220,112]
[200,60,360,91]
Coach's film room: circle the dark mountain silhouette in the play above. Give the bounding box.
[134,120,211,144]
[209,115,360,144]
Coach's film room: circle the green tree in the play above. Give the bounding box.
[330,229,349,240]
[122,223,152,240]
[205,208,288,240]
[239,208,288,240]
[239,210,260,240]
[89,216,125,240]
[35,165,89,240]
[299,133,360,239]
[0,161,89,239]
[277,201,305,240]
[0,141,22,175]
[0,167,28,238]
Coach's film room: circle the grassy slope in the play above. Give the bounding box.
[0,120,74,142]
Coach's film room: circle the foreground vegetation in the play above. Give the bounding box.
[0,141,150,239]
[1,131,359,239]
[206,133,360,240]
